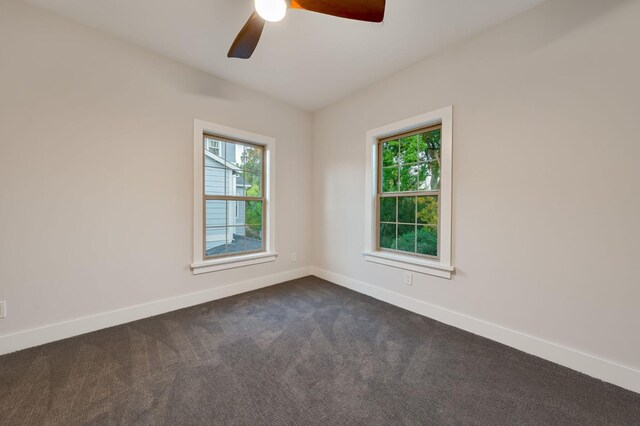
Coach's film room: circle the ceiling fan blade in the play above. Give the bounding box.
[290,0,385,23]
[227,12,265,59]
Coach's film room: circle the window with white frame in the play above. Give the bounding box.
[192,120,276,275]
[364,106,454,279]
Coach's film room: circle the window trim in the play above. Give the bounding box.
[363,106,454,279]
[191,119,276,275]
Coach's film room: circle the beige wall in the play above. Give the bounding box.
[0,1,312,336]
[312,0,640,370]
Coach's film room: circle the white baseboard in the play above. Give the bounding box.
[0,266,312,356]
[3,265,638,395]
[310,266,640,395]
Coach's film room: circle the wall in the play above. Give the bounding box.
[312,0,640,389]
[0,1,312,346]
[2,0,639,393]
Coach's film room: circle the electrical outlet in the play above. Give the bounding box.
[291,252,297,263]
[403,272,413,286]
[0,301,6,319]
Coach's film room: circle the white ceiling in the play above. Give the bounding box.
[23,0,547,111]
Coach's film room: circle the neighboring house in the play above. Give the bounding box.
[204,142,248,252]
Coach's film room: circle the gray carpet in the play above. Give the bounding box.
[0,276,638,425]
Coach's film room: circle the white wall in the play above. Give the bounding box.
[312,0,640,380]
[0,1,312,340]
[2,0,639,393]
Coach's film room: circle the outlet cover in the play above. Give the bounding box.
[0,301,6,319]
[291,253,297,262]
[403,272,413,286]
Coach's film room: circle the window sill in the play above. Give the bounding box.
[363,251,454,279]
[191,252,278,275]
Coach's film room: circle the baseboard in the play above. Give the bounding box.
[0,266,312,356]
[310,266,640,395]
[4,265,638,395]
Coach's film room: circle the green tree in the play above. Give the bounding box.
[240,146,263,238]
[381,129,441,193]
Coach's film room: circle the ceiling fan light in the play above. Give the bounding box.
[254,0,287,22]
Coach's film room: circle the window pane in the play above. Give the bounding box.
[245,201,263,225]
[205,200,226,255]
[223,142,239,196]
[379,223,396,250]
[235,172,246,196]
[204,155,226,196]
[225,227,247,254]
[228,200,246,226]
[399,165,418,192]
[397,224,416,253]
[382,167,398,193]
[205,200,226,228]
[398,135,419,165]
[205,200,266,257]
[240,144,263,175]
[244,172,262,197]
[206,201,249,228]
[379,197,396,222]
[418,162,440,191]
[398,197,415,224]
[381,140,399,167]
[229,142,244,167]
[221,140,235,165]
[417,196,438,225]
[206,225,263,256]
[205,140,264,197]
[422,128,441,162]
[417,225,438,257]
[416,133,428,162]
[205,227,227,256]
[233,142,263,197]
[246,224,263,250]
[204,137,225,159]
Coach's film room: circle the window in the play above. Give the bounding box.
[377,125,441,258]
[364,106,454,279]
[203,135,265,258]
[192,120,276,274]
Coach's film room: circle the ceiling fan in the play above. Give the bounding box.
[228,0,386,59]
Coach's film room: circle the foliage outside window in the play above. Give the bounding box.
[204,135,265,258]
[377,125,441,258]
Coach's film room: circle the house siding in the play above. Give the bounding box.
[204,155,245,252]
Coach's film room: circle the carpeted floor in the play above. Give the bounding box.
[1,276,638,425]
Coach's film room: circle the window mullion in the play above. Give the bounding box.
[205,196,263,201]
[380,191,438,197]
[415,195,418,254]
[395,196,398,250]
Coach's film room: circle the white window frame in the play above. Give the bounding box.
[363,106,454,279]
[191,119,277,274]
